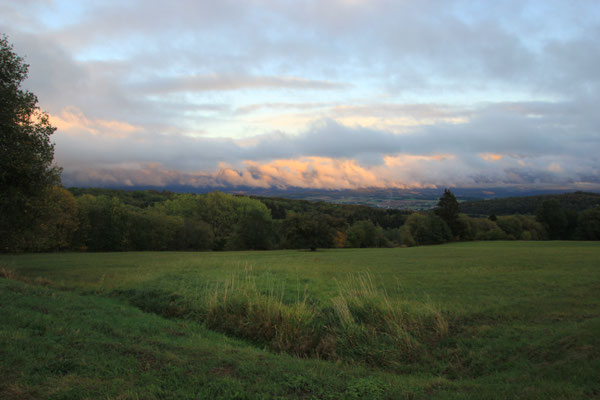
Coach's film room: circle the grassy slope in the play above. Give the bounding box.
[1,241,599,399]
[1,279,422,400]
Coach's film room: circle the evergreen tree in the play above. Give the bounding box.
[435,189,460,238]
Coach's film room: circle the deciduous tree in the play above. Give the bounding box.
[1,35,61,251]
[281,212,335,251]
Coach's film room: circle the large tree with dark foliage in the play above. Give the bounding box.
[577,206,600,240]
[536,200,568,240]
[0,35,61,251]
[281,212,335,251]
[435,189,460,238]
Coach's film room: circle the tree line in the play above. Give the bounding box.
[459,191,600,216]
[3,186,600,253]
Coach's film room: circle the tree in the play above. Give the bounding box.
[346,220,388,248]
[281,212,335,251]
[496,215,523,240]
[31,186,79,251]
[73,195,130,251]
[404,213,452,245]
[469,217,506,241]
[435,189,460,238]
[0,35,60,251]
[577,206,600,240]
[536,200,568,240]
[229,199,274,250]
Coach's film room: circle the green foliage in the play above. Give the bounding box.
[404,213,451,245]
[126,210,184,251]
[156,192,203,217]
[69,187,174,208]
[399,224,416,247]
[346,220,388,248]
[281,212,336,251]
[344,377,386,399]
[28,186,79,251]
[469,217,506,240]
[435,189,460,238]
[383,227,402,246]
[455,213,474,241]
[461,191,600,216]
[153,192,275,250]
[10,183,597,253]
[179,217,214,250]
[256,195,408,228]
[577,206,600,240]
[536,199,568,239]
[229,198,275,250]
[0,35,61,252]
[517,215,546,240]
[73,195,131,251]
[0,186,78,252]
[496,215,523,240]
[198,192,239,250]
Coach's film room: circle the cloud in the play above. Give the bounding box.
[54,105,600,189]
[132,75,347,94]
[3,0,599,190]
[50,107,142,138]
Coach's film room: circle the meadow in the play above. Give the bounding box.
[1,241,599,399]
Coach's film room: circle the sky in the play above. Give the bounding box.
[2,0,599,190]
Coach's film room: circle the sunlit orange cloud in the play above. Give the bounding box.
[64,154,458,189]
[212,157,387,189]
[213,155,453,189]
[479,153,503,161]
[49,107,142,138]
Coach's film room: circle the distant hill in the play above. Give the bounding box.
[68,184,590,210]
[459,191,600,216]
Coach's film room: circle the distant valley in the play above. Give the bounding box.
[96,184,598,210]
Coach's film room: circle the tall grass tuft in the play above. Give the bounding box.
[326,272,448,365]
[200,269,322,356]
[190,269,450,367]
[98,267,450,368]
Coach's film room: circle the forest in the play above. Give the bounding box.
[459,191,600,216]
[2,185,600,253]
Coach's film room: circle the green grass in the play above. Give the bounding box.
[1,241,599,399]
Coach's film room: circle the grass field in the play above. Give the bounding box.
[1,241,599,399]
